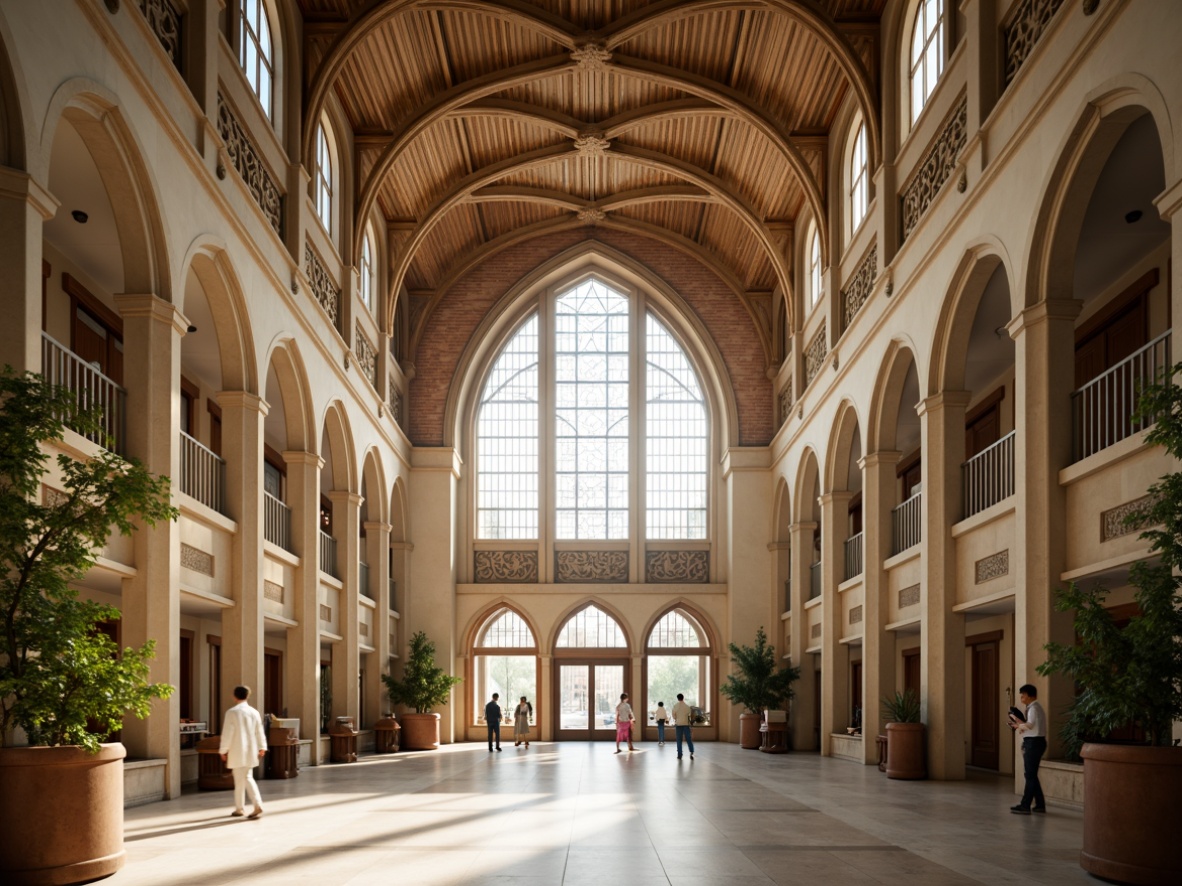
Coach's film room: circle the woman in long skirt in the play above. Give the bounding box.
[513,696,533,747]
[614,692,635,753]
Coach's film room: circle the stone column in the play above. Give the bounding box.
[328,490,363,730]
[216,392,268,713]
[818,490,852,755]
[1009,299,1080,766]
[788,520,818,751]
[722,448,773,744]
[859,450,901,763]
[408,448,461,742]
[283,450,323,752]
[0,168,56,373]
[365,519,392,725]
[114,294,185,799]
[917,390,971,780]
[1152,177,1182,347]
[962,0,999,178]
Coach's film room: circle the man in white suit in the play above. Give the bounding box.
[219,685,268,819]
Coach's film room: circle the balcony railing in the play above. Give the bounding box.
[844,532,864,580]
[1072,330,1171,462]
[892,492,922,555]
[178,431,226,514]
[963,430,1016,519]
[319,531,338,579]
[359,560,372,600]
[783,578,792,612]
[263,492,291,552]
[809,562,822,600]
[41,332,126,453]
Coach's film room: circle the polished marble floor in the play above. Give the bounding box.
[111,742,1092,885]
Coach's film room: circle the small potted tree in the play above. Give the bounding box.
[719,626,800,749]
[880,689,925,779]
[382,631,462,750]
[1037,361,1182,886]
[0,368,176,884]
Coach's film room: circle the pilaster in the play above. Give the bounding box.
[364,519,392,727]
[0,167,57,372]
[818,490,853,755]
[283,449,323,751]
[327,489,364,730]
[788,520,818,751]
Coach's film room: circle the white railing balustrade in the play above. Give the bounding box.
[844,532,864,580]
[1072,331,1171,462]
[963,431,1015,519]
[179,431,226,514]
[359,560,372,599]
[319,531,338,579]
[892,492,922,555]
[263,492,291,551]
[809,562,822,600]
[41,332,126,453]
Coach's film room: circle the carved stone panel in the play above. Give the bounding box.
[217,95,282,235]
[810,623,822,639]
[305,244,341,331]
[1004,0,1067,85]
[474,550,539,583]
[805,322,827,386]
[841,245,877,333]
[137,0,183,71]
[898,584,920,608]
[556,550,628,583]
[974,550,1009,584]
[779,381,794,427]
[319,604,332,622]
[355,324,376,388]
[849,605,863,625]
[645,551,709,583]
[181,543,214,576]
[901,99,967,240]
[263,580,284,603]
[360,623,369,637]
[1101,495,1156,541]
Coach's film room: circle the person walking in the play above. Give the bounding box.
[672,693,695,760]
[614,692,635,753]
[653,701,669,746]
[219,685,267,820]
[485,693,503,751]
[513,696,533,748]
[1008,683,1047,814]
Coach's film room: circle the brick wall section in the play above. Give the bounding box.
[407,229,774,447]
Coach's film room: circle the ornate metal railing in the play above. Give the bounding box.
[892,492,923,555]
[841,246,877,333]
[306,243,341,333]
[805,322,827,386]
[319,530,338,579]
[41,332,126,453]
[179,431,226,515]
[263,491,291,552]
[963,431,1016,519]
[809,561,822,600]
[1072,331,1171,462]
[1004,0,1067,86]
[844,531,864,580]
[901,98,967,241]
[355,324,376,388]
[216,94,283,235]
[136,0,183,72]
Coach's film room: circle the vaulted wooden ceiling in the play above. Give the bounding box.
[298,1,886,348]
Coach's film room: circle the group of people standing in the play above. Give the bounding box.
[619,692,696,759]
[483,693,533,751]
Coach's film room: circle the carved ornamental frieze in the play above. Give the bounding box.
[974,550,1010,584]
[849,605,863,625]
[804,322,827,386]
[181,543,214,576]
[474,551,539,583]
[263,580,284,603]
[355,324,376,388]
[779,382,794,427]
[137,0,182,71]
[645,551,709,583]
[901,98,967,241]
[388,377,403,426]
[556,550,628,583]
[305,244,341,331]
[1101,495,1157,542]
[841,245,877,333]
[319,604,332,622]
[810,623,822,639]
[217,95,283,235]
[1004,0,1067,86]
[898,584,920,608]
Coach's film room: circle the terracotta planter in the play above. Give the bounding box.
[738,712,762,749]
[0,743,126,885]
[399,712,441,750]
[884,722,926,779]
[1079,743,1182,885]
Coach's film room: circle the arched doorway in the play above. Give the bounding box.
[471,607,539,737]
[552,603,630,741]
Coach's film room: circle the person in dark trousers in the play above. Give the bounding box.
[485,693,502,751]
[672,693,695,760]
[1008,683,1047,814]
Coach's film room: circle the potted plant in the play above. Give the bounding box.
[881,689,925,779]
[382,630,462,750]
[719,626,800,749]
[1036,361,1182,886]
[0,368,176,885]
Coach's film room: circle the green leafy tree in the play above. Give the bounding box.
[0,367,177,751]
[719,626,800,714]
[1038,361,1182,757]
[647,655,702,711]
[383,631,462,713]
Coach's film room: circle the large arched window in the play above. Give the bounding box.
[239,0,275,120]
[314,119,334,234]
[359,225,375,313]
[471,608,537,726]
[848,118,868,236]
[910,0,945,124]
[554,604,629,737]
[645,609,712,726]
[807,222,822,308]
[475,277,709,550]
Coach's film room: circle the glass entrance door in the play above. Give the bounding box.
[554,661,627,740]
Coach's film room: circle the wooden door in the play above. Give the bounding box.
[903,649,921,697]
[969,637,1000,770]
[553,660,629,740]
[264,650,282,717]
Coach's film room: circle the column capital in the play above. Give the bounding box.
[818,490,854,507]
[917,390,972,416]
[216,390,270,415]
[1007,298,1082,337]
[721,446,771,476]
[788,521,818,533]
[859,450,902,470]
[0,167,58,220]
[411,446,462,477]
[282,449,324,470]
[390,540,414,551]
[326,489,364,508]
[1153,175,1182,221]
[363,520,392,534]
[114,293,190,336]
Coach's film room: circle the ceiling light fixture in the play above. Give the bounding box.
[71,210,88,223]
[1125,209,1143,224]
[186,325,198,334]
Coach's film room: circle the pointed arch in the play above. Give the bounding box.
[360,448,388,524]
[464,601,542,652]
[641,600,718,652]
[550,598,632,655]
[320,400,358,494]
[793,446,822,523]
[389,475,410,542]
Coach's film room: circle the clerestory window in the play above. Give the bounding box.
[239,0,275,121]
[910,0,946,125]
